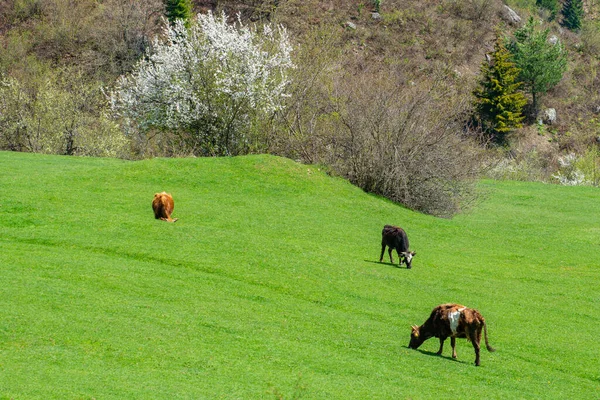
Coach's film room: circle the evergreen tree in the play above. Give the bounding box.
[474,33,527,142]
[507,17,567,115]
[165,0,193,27]
[562,0,584,32]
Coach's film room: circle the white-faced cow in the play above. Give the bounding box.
[409,303,495,366]
[379,225,416,268]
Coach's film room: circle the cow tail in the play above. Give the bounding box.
[483,321,496,353]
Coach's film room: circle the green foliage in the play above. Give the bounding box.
[474,32,527,142]
[0,68,127,157]
[562,0,584,32]
[536,0,560,20]
[0,152,599,397]
[508,17,568,114]
[164,0,193,27]
[553,149,600,186]
[373,0,381,13]
[575,147,600,185]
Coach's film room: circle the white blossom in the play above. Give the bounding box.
[110,11,294,155]
[552,153,592,186]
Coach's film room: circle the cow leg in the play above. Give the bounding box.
[437,337,446,355]
[473,327,482,366]
[451,337,457,359]
[473,342,481,366]
[388,248,394,264]
[380,244,386,262]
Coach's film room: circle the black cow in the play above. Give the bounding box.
[379,225,416,268]
[409,303,496,366]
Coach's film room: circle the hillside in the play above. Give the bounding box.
[0,151,598,398]
[2,0,600,182]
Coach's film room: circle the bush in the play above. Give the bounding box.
[487,150,555,182]
[110,11,294,157]
[536,0,559,21]
[552,149,600,186]
[267,25,343,164]
[311,69,483,217]
[336,74,483,217]
[0,68,128,157]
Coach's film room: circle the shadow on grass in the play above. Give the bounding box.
[404,346,469,365]
[364,259,410,270]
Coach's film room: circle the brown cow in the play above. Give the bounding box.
[408,303,495,366]
[152,192,178,222]
[380,225,416,268]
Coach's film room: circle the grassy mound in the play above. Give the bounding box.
[0,151,598,398]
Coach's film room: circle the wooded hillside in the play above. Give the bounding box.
[1,0,599,215]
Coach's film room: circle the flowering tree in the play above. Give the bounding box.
[110,11,294,156]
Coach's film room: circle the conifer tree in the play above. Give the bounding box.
[507,17,567,115]
[562,0,584,32]
[474,33,527,142]
[165,0,193,27]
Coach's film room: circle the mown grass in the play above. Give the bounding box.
[0,151,598,399]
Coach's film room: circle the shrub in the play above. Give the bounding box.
[267,25,342,164]
[322,70,484,217]
[536,0,560,21]
[110,11,294,157]
[553,149,600,186]
[0,69,128,157]
[486,149,555,182]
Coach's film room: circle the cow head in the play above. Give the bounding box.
[408,325,424,349]
[401,251,416,268]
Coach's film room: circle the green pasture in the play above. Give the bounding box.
[0,151,598,399]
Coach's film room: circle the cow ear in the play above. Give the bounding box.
[412,251,416,256]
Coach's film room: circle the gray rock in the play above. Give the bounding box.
[502,5,521,25]
[539,108,557,125]
[549,35,559,45]
[346,21,357,30]
[371,12,382,21]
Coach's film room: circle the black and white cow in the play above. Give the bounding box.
[379,225,416,268]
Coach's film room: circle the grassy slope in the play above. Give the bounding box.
[0,151,598,399]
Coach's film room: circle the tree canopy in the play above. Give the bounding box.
[507,17,567,115]
[562,0,584,32]
[110,12,294,156]
[165,0,193,27]
[474,33,527,142]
